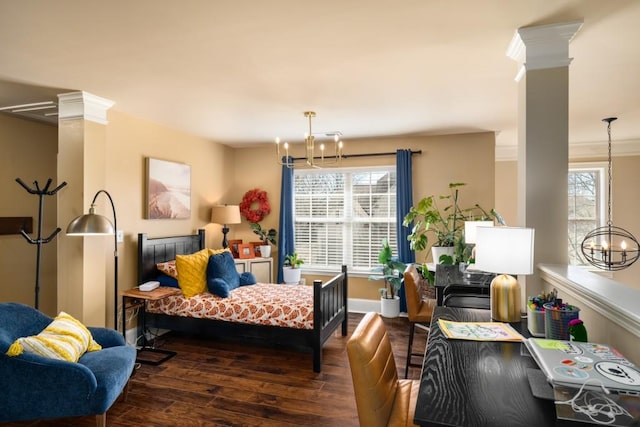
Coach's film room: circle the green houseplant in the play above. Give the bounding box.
[368,239,406,317]
[250,222,277,257]
[282,252,304,284]
[403,182,503,265]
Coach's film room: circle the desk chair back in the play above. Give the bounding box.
[403,265,436,378]
[347,312,419,427]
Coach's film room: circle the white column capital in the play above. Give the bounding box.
[506,20,583,81]
[58,91,115,124]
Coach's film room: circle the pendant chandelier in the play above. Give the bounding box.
[275,111,344,168]
[580,117,640,270]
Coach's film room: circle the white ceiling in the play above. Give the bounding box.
[1,0,639,154]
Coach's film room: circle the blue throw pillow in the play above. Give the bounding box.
[239,272,257,286]
[208,278,231,298]
[156,274,179,288]
[206,252,240,297]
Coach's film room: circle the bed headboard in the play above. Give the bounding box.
[137,230,206,284]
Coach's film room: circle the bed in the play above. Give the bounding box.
[137,230,348,372]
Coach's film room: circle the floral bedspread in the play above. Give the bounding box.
[145,284,314,329]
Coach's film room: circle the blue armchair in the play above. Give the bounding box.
[0,302,136,425]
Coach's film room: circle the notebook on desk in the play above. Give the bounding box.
[525,338,640,396]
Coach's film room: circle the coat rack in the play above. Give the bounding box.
[16,178,67,309]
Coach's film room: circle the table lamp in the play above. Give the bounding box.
[210,205,241,248]
[474,226,535,322]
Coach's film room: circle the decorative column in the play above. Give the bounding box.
[506,20,583,301]
[57,91,115,327]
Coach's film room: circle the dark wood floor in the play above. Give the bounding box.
[2,313,427,427]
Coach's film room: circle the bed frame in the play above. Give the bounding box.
[137,230,348,372]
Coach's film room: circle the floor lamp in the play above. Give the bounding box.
[66,190,118,331]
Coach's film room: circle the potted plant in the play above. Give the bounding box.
[250,222,277,258]
[282,252,304,284]
[403,182,503,266]
[368,239,406,318]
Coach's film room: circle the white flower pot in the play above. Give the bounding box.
[380,296,400,318]
[259,245,271,258]
[432,246,455,264]
[282,266,302,285]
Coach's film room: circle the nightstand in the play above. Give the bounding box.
[121,286,181,365]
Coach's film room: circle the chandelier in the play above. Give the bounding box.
[580,117,639,270]
[275,111,344,168]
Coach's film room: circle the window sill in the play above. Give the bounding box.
[538,264,640,338]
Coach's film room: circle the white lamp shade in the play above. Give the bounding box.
[464,221,494,244]
[211,205,241,225]
[474,226,535,275]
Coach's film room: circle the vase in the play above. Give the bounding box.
[282,266,302,285]
[259,245,271,258]
[431,246,454,264]
[380,296,400,318]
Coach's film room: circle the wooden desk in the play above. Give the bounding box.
[414,307,582,427]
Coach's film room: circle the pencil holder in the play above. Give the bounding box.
[543,303,580,340]
[527,305,546,337]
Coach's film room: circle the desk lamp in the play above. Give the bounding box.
[474,226,535,322]
[464,220,494,263]
[211,205,241,248]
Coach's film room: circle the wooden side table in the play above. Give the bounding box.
[121,286,181,365]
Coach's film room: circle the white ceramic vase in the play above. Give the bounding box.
[259,245,271,258]
[282,266,302,284]
[431,246,455,264]
[380,296,400,318]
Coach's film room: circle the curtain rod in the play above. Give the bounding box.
[290,149,422,161]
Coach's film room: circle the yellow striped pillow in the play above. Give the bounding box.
[6,311,101,362]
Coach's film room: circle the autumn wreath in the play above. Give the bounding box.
[240,188,271,223]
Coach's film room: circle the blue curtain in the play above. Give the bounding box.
[396,149,415,312]
[277,157,295,283]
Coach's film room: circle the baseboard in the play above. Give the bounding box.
[348,298,407,317]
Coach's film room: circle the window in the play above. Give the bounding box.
[293,166,397,273]
[568,163,606,265]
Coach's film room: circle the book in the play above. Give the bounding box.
[438,319,524,342]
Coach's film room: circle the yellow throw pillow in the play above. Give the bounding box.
[176,248,212,297]
[175,248,231,298]
[6,311,101,362]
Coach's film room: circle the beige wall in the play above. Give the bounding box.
[496,156,640,290]
[233,132,496,300]
[0,114,58,315]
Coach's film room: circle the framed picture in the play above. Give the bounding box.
[146,157,191,219]
[250,241,263,257]
[228,240,243,258]
[238,243,255,259]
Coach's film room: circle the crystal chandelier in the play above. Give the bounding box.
[580,117,639,270]
[275,111,344,168]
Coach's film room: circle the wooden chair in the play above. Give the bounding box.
[347,312,420,427]
[403,264,436,379]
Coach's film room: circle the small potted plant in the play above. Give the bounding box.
[368,239,406,318]
[250,222,277,258]
[282,252,304,284]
